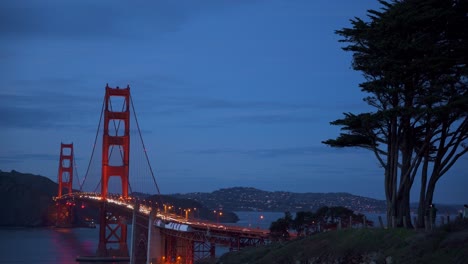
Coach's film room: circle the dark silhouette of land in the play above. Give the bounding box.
[0,170,461,227]
[172,187,461,214]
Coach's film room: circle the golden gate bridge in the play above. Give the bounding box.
[54,84,269,264]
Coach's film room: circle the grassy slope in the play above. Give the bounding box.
[215,221,468,264]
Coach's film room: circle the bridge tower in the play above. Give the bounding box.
[56,143,74,227]
[97,84,131,257]
[58,143,74,197]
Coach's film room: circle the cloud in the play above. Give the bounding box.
[0,105,61,129]
[137,95,321,121]
[155,96,319,111]
[188,98,317,111]
[0,153,60,163]
[0,83,101,129]
[0,0,259,41]
[0,2,120,39]
[227,113,318,124]
[186,145,365,158]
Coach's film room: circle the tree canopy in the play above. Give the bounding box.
[269,207,373,239]
[323,0,467,227]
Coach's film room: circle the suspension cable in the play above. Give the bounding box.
[130,94,163,204]
[73,154,82,191]
[93,179,101,193]
[80,96,105,192]
[57,147,61,196]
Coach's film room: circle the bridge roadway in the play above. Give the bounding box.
[57,192,270,254]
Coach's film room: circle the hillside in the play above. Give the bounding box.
[0,170,57,226]
[213,221,468,264]
[172,187,387,213]
[146,193,239,223]
[0,170,238,226]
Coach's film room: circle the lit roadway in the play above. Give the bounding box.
[55,192,270,239]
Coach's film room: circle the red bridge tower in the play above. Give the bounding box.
[58,143,74,197]
[97,84,131,257]
[56,143,74,227]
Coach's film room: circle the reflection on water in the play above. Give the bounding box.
[232,211,284,230]
[0,227,98,264]
[0,213,281,263]
[0,211,457,263]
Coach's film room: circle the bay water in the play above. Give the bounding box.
[0,211,455,263]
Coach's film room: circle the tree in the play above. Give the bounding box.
[292,211,315,236]
[311,206,372,230]
[269,212,292,241]
[323,0,467,228]
[282,207,374,237]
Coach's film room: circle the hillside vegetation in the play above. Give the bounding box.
[0,170,57,226]
[214,221,468,264]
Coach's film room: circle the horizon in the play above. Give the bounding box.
[1,0,467,204]
[2,168,465,207]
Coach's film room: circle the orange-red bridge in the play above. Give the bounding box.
[54,85,270,264]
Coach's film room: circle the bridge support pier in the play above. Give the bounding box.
[97,202,129,258]
[146,210,163,264]
[55,201,74,227]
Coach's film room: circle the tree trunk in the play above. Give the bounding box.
[417,119,432,228]
[401,185,413,228]
[385,116,399,227]
[417,155,429,228]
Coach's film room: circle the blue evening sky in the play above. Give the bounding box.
[1,0,466,204]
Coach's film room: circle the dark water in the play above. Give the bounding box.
[0,212,281,263]
[232,211,284,230]
[0,212,456,263]
[0,227,98,264]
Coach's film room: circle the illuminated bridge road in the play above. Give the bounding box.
[56,192,270,263]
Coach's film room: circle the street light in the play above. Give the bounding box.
[164,204,172,214]
[184,209,191,220]
[258,214,264,228]
[214,210,223,223]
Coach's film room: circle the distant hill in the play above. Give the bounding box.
[1,171,460,227]
[0,170,239,226]
[146,193,239,222]
[172,187,463,214]
[0,170,57,226]
[172,187,387,213]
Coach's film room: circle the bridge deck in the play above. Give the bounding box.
[56,192,270,242]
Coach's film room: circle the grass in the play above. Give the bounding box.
[213,220,468,264]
